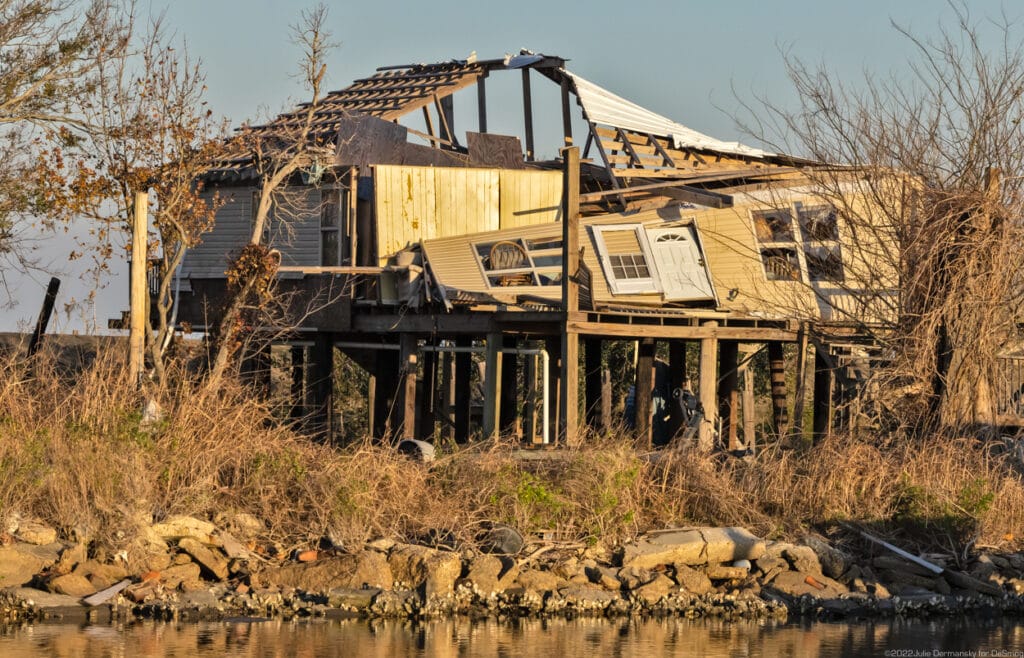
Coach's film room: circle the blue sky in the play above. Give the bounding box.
[5,0,1020,332]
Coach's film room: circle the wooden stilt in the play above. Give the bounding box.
[634,338,655,449]
[290,345,306,423]
[560,146,580,445]
[417,345,436,441]
[812,346,834,443]
[373,347,398,441]
[698,322,719,451]
[545,335,561,445]
[440,349,455,442]
[718,341,741,451]
[601,368,612,434]
[742,363,756,451]
[791,326,809,443]
[768,341,788,437]
[310,333,335,441]
[523,350,538,443]
[129,191,148,383]
[454,336,472,443]
[584,338,603,430]
[482,332,502,440]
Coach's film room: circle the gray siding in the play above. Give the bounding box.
[183,187,254,278]
[183,185,322,278]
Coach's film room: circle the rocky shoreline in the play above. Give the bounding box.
[2,515,1023,626]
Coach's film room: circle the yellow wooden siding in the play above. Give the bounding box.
[601,229,643,255]
[499,170,562,228]
[376,165,566,265]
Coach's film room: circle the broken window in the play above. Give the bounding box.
[752,204,844,283]
[474,236,563,287]
[320,188,349,266]
[592,224,659,294]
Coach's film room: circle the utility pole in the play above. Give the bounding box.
[129,190,148,384]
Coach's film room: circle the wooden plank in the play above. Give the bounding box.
[467,132,524,169]
[588,122,621,193]
[646,133,677,168]
[566,320,797,342]
[616,128,645,167]
[421,106,436,139]
[561,77,573,146]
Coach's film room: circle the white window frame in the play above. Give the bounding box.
[591,223,661,295]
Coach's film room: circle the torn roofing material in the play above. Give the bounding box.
[564,71,771,160]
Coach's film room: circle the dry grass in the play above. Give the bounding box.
[1,349,1023,558]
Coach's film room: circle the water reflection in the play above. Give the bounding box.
[2,616,1024,657]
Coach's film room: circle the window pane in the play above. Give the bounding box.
[753,210,794,242]
[760,248,800,281]
[798,205,839,241]
[805,246,844,281]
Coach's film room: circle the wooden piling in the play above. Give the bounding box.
[768,341,788,436]
[634,338,655,448]
[698,322,719,451]
[454,336,472,443]
[129,190,148,382]
[718,341,741,451]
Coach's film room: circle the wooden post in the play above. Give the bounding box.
[372,348,398,441]
[698,321,719,451]
[601,368,612,434]
[634,338,655,448]
[768,341,788,437]
[812,346,834,443]
[522,69,535,161]
[453,337,473,443]
[398,334,418,439]
[27,277,60,358]
[129,190,148,382]
[440,349,455,442]
[791,327,810,442]
[500,336,519,437]
[718,341,741,451]
[584,338,603,430]
[482,332,502,440]
[667,341,686,439]
[417,346,437,441]
[742,364,757,452]
[560,146,580,444]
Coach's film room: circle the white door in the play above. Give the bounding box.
[646,226,716,301]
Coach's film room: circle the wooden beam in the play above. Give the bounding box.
[522,69,535,161]
[646,132,677,168]
[421,106,435,140]
[768,341,788,437]
[560,77,573,146]
[659,185,733,209]
[718,341,741,451]
[561,147,581,444]
[698,322,718,451]
[635,338,655,449]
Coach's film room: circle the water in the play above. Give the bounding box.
[2,616,1024,657]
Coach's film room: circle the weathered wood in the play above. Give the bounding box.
[584,338,603,430]
[718,341,741,451]
[522,69,535,161]
[523,351,538,443]
[698,322,718,451]
[601,368,612,434]
[791,327,809,442]
[768,341,788,437]
[129,191,148,382]
[27,277,60,358]
[667,341,686,439]
[467,132,524,169]
[635,338,655,449]
[812,346,833,443]
[454,337,472,443]
[398,333,418,439]
[440,350,455,442]
[482,332,502,440]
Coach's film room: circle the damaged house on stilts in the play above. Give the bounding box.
[168,50,935,448]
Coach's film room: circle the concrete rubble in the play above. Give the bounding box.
[3,517,1024,625]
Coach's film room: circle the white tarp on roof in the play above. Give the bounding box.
[564,70,771,159]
